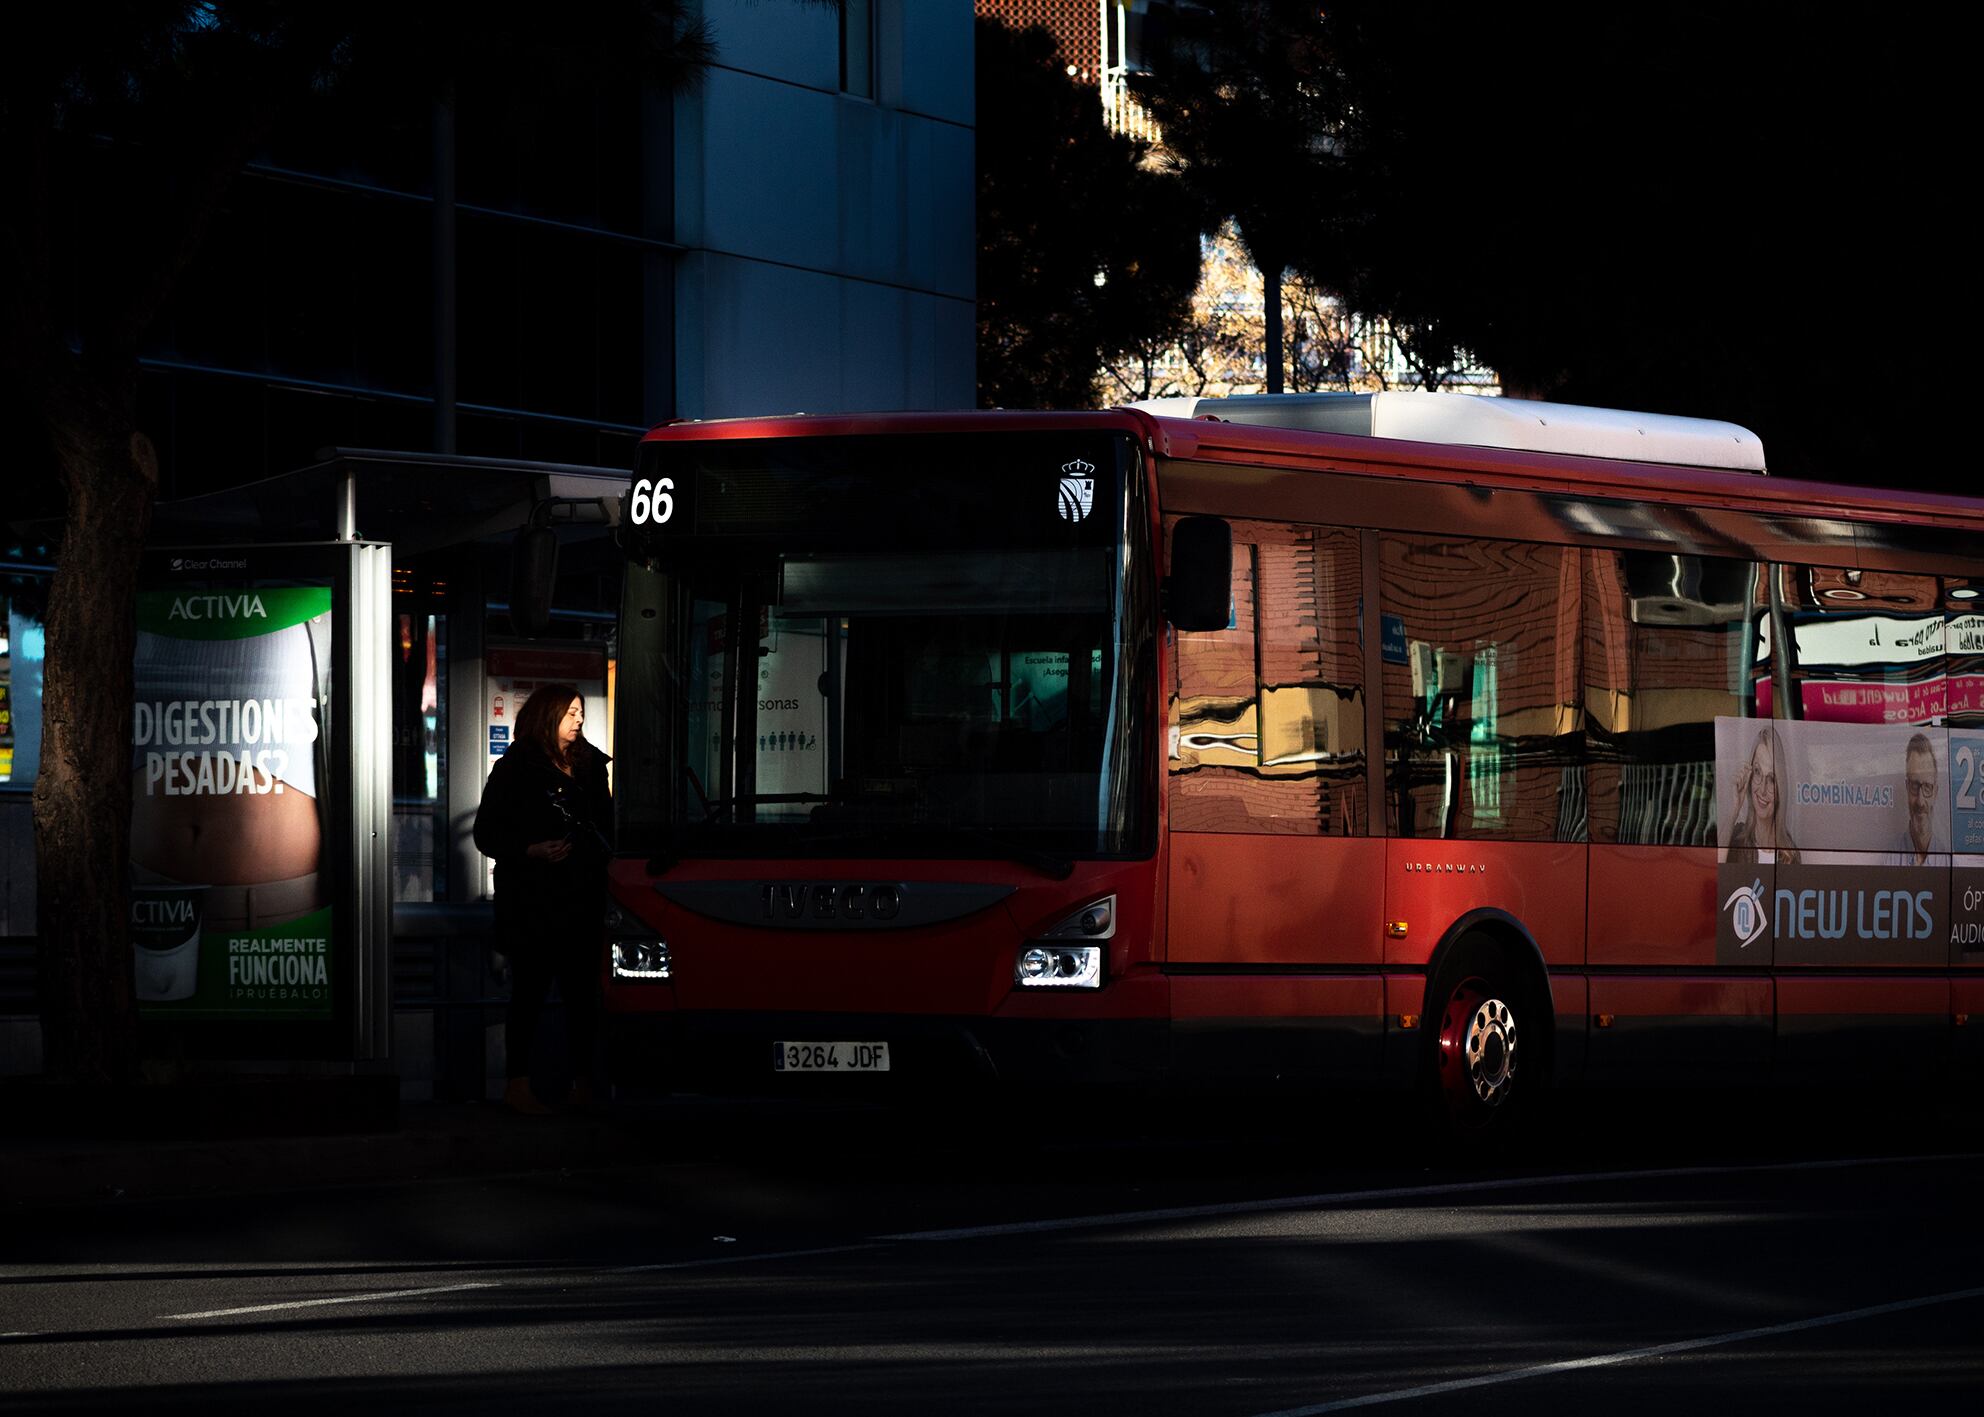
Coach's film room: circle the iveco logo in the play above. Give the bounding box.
[1404,862,1486,874]
[761,882,901,923]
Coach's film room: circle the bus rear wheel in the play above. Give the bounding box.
[1426,944,1529,1143]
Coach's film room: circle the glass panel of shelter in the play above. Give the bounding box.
[0,581,45,937]
[390,566,450,903]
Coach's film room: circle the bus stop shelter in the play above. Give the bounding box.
[3,449,629,1100]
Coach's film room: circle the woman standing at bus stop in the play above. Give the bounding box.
[473,683,613,1114]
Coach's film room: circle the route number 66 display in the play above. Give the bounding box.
[627,477,674,526]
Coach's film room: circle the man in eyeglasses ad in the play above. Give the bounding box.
[1883,732,1943,868]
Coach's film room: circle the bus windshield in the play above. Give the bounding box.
[616,432,1155,865]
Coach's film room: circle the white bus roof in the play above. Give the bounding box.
[1125,392,1767,473]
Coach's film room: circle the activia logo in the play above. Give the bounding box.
[1723,877,1767,949]
[137,586,330,639]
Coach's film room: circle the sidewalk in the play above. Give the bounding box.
[0,1095,679,1208]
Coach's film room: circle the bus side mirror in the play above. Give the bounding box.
[510,523,559,638]
[1167,517,1232,631]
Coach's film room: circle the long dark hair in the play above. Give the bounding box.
[514,682,582,769]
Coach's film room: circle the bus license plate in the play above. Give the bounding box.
[773,1041,890,1073]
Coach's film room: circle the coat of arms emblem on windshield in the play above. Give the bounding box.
[1058,458,1096,522]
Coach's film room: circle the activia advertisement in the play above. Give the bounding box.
[129,583,334,1018]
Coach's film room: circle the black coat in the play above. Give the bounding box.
[473,741,614,933]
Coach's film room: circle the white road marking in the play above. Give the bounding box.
[123,1151,1983,1334]
[614,1243,884,1273]
[163,1281,499,1321]
[877,1152,1982,1243]
[1250,1285,1984,1415]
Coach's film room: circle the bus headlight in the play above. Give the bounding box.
[611,939,672,979]
[606,900,670,980]
[1014,945,1101,988]
[1015,896,1112,988]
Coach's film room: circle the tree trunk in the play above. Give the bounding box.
[1263,264,1284,394]
[33,394,157,1086]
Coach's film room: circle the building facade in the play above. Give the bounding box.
[676,2,976,418]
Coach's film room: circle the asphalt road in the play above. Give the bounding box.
[4,1097,1982,1414]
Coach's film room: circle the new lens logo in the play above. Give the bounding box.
[1058,459,1096,523]
[1722,876,1767,949]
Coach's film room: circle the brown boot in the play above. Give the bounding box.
[505,1078,553,1116]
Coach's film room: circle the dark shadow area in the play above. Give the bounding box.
[3,1185,1981,1416]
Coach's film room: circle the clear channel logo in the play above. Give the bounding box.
[1722,876,1767,949]
[1057,458,1096,523]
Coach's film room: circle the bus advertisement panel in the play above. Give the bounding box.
[1954,729,1984,958]
[1714,718,1952,967]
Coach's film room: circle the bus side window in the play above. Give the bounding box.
[1772,564,1947,731]
[1167,519,1367,836]
[1583,550,1762,846]
[1759,564,1952,860]
[1381,536,1579,842]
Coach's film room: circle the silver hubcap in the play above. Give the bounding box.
[1465,997,1517,1107]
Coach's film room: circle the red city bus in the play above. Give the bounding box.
[603,394,1984,1135]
